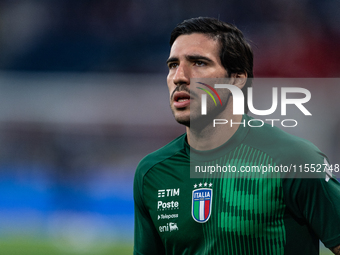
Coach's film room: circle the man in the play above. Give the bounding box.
[134,17,340,255]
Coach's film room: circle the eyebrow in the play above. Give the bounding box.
[166,57,178,65]
[166,55,214,65]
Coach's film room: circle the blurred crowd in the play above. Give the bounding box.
[0,0,339,75]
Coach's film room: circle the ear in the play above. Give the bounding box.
[230,72,247,90]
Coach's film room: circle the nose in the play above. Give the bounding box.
[173,64,190,86]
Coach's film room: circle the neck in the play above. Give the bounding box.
[186,109,243,151]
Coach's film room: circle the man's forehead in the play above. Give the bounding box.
[172,33,218,46]
[170,33,220,57]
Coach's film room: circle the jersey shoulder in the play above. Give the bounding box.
[135,133,187,178]
[244,117,326,164]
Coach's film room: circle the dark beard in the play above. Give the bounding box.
[176,118,190,127]
[189,92,231,130]
[171,107,191,127]
[171,81,232,129]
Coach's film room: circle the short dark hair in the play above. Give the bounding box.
[170,17,253,113]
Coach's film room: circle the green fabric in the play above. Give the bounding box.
[134,114,340,255]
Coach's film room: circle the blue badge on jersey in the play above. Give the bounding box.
[192,188,213,223]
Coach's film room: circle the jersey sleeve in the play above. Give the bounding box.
[133,163,165,255]
[282,147,340,249]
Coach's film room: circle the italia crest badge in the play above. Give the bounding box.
[191,183,213,223]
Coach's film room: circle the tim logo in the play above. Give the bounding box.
[158,188,180,198]
[197,82,222,115]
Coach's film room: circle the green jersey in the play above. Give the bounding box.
[134,114,340,255]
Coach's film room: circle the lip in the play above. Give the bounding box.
[173,91,191,109]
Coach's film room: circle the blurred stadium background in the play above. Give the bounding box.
[0,1,339,254]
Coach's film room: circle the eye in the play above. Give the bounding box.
[194,61,206,66]
[168,62,178,69]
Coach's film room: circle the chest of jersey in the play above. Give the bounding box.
[143,157,286,254]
